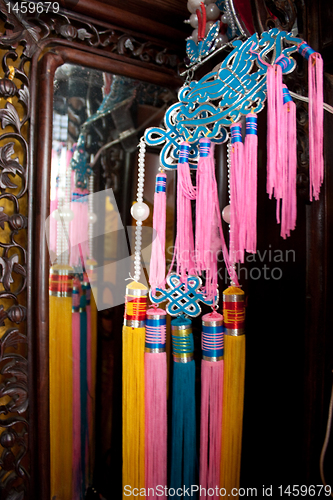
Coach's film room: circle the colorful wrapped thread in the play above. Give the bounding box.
[200,311,224,500]
[220,286,245,500]
[170,315,197,497]
[122,281,148,499]
[145,308,167,500]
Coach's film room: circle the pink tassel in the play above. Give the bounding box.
[298,42,324,200]
[70,170,90,268]
[149,172,167,294]
[72,279,82,497]
[229,122,246,264]
[145,308,167,500]
[171,142,196,281]
[244,113,258,254]
[200,311,224,499]
[195,139,220,300]
[280,85,297,238]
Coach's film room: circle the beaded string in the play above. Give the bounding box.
[130,137,150,282]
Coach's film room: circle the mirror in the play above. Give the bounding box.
[47,63,176,499]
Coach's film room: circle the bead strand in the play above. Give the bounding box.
[131,137,150,282]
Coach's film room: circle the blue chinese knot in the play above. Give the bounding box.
[144,28,303,170]
[149,273,218,317]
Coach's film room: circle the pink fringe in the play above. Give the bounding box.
[174,146,196,281]
[229,123,246,264]
[195,140,220,300]
[149,172,167,294]
[244,114,258,254]
[70,171,90,268]
[145,352,167,499]
[308,52,324,201]
[280,87,297,239]
[200,359,224,499]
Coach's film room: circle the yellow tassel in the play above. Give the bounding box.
[122,281,147,499]
[49,264,74,500]
[220,286,246,500]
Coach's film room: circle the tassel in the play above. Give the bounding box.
[229,123,245,263]
[244,113,258,254]
[72,278,82,498]
[298,42,324,201]
[195,138,220,301]
[145,307,167,499]
[122,281,148,499]
[49,264,74,500]
[200,311,224,500]
[70,170,90,268]
[220,286,246,500]
[172,142,196,282]
[170,315,197,497]
[149,172,167,294]
[280,85,297,238]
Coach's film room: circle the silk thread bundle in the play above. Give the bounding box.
[170,315,197,497]
[122,281,148,499]
[195,138,220,301]
[72,278,82,498]
[70,170,90,268]
[149,171,167,294]
[49,264,74,500]
[266,57,290,223]
[229,123,246,264]
[199,311,224,500]
[145,307,167,499]
[280,85,297,238]
[79,282,88,493]
[171,141,196,283]
[220,286,246,500]
[244,113,258,253]
[297,42,324,201]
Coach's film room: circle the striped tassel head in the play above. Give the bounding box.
[282,85,293,105]
[230,123,242,144]
[179,141,190,164]
[155,172,167,193]
[297,41,316,60]
[72,277,80,313]
[171,315,194,363]
[124,281,148,328]
[145,308,166,353]
[199,137,210,157]
[223,286,245,336]
[245,113,257,135]
[202,311,224,361]
[49,264,74,297]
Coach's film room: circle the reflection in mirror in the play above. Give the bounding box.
[48,64,176,499]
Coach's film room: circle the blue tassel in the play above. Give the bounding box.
[80,291,88,496]
[170,315,197,497]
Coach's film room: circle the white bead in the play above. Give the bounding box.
[53,208,74,222]
[205,21,215,35]
[216,33,229,47]
[206,3,220,20]
[221,13,229,23]
[131,202,149,221]
[222,205,231,224]
[88,212,97,224]
[136,221,142,226]
[187,0,207,14]
[189,13,198,28]
[191,28,198,44]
